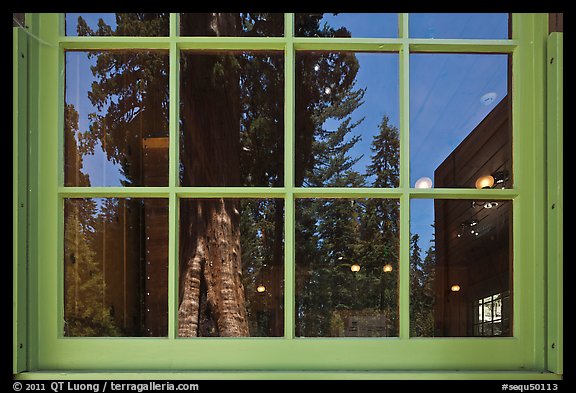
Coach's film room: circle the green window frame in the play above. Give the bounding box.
[13,13,563,379]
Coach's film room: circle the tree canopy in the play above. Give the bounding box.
[64,13,436,337]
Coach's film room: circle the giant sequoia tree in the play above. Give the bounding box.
[67,13,426,338]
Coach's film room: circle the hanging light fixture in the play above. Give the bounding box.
[450,284,461,292]
[471,200,499,209]
[458,219,481,238]
[492,171,509,188]
[475,175,495,189]
[475,170,509,190]
[350,263,361,272]
[383,264,393,273]
[256,284,266,293]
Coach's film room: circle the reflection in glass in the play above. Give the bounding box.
[180,13,284,37]
[473,291,510,336]
[64,50,169,187]
[296,198,399,337]
[64,198,169,337]
[179,198,284,337]
[295,13,397,38]
[410,54,511,189]
[66,13,169,36]
[409,13,509,39]
[409,199,512,337]
[296,52,399,188]
[180,51,284,187]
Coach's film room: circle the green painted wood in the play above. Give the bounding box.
[14,13,559,377]
[13,26,28,374]
[546,32,563,375]
[15,370,563,380]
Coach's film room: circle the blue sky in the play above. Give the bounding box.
[67,51,126,187]
[65,13,509,250]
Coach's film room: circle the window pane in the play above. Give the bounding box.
[296,198,400,337]
[65,51,169,187]
[410,54,512,189]
[295,13,397,38]
[409,199,512,337]
[66,13,169,36]
[180,13,283,36]
[179,198,284,337]
[409,13,509,39]
[180,51,284,187]
[64,198,169,337]
[296,52,399,188]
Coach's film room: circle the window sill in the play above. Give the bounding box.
[14,370,563,380]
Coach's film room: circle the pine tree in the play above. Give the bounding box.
[366,115,400,188]
[356,115,401,336]
[64,199,123,336]
[409,232,436,337]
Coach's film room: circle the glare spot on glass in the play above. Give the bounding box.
[415,176,433,188]
[480,92,497,106]
[350,263,361,272]
[324,86,332,95]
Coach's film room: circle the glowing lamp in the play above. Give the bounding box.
[350,263,361,272]
[383,264,393,273]
[475,175,495,189]
[256,285,266,293]
[415,176,433,189]
[450,284,461,292]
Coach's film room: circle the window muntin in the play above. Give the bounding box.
[27,13,551,371]
[61,13,514,339]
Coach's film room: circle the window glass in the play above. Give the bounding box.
[180,13,284,37]
[296,198,400,337]
[295,52,399,188]
[178,198,284,337]
[409,13,509,39]
[179,51,284,187]
[410,54,512,189]
[295,13,397,38]
[46,12,534,369]
[409,199,512,337]
[64,198,169,337]
[64,50,169,187]
[66,13,169,36]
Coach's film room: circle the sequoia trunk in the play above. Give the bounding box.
[178,199,248,337]
[177,14,250,337]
